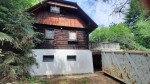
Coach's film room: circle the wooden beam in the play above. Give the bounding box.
[47,1,78,9]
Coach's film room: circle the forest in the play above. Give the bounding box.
[0,0,149,83]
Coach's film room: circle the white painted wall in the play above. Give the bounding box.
[30,49,94,76]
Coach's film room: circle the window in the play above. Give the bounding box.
[69,32,77,40]
[68,41,78,45]
[43,55,54,62]
[50,6,60,13]
[67,55,76,61]
[45,29,54,39]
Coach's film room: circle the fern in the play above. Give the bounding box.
[0,32,13,57]
[0,32,13,42]
[0,51,36,83]
[0,49,3,57]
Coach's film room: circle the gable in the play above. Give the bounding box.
[28,0,98,32]
[34,7,87,28]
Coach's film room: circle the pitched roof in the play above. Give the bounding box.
[28,0,98,32]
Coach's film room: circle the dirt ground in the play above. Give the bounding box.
[43,71,123,84]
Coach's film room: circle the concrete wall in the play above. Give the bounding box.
[30,49,94,76]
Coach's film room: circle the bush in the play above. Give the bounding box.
[90,23,147,50]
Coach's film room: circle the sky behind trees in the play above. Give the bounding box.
[67,0,129,26]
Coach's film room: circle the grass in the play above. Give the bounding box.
[48,77,91,84]
[19,77,49,84]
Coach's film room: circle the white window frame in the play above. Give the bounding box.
[50,6,60,14]
[69,32,77,41]
[45,29,54,39]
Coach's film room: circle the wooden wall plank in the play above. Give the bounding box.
[35,28,88,49]
[35,11,86,28]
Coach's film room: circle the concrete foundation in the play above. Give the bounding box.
[30,49,94,76]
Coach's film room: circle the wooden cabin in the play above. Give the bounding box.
[28,0,98,76]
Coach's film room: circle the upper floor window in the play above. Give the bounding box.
[50,6,60,13]
[69,32,77,40]
[45,29,54,39]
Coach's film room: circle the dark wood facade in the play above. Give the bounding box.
[35,26,88,49]
[35,9,87,28]
[142,0,150,10]
[28,0,97,49]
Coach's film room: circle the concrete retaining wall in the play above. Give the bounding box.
[89,43,120,50]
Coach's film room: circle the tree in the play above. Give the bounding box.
[125,0,147,28]
[124,0,150,49]
[134,19,150,48]
[0,0,41,83]
[90,26,109,42]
